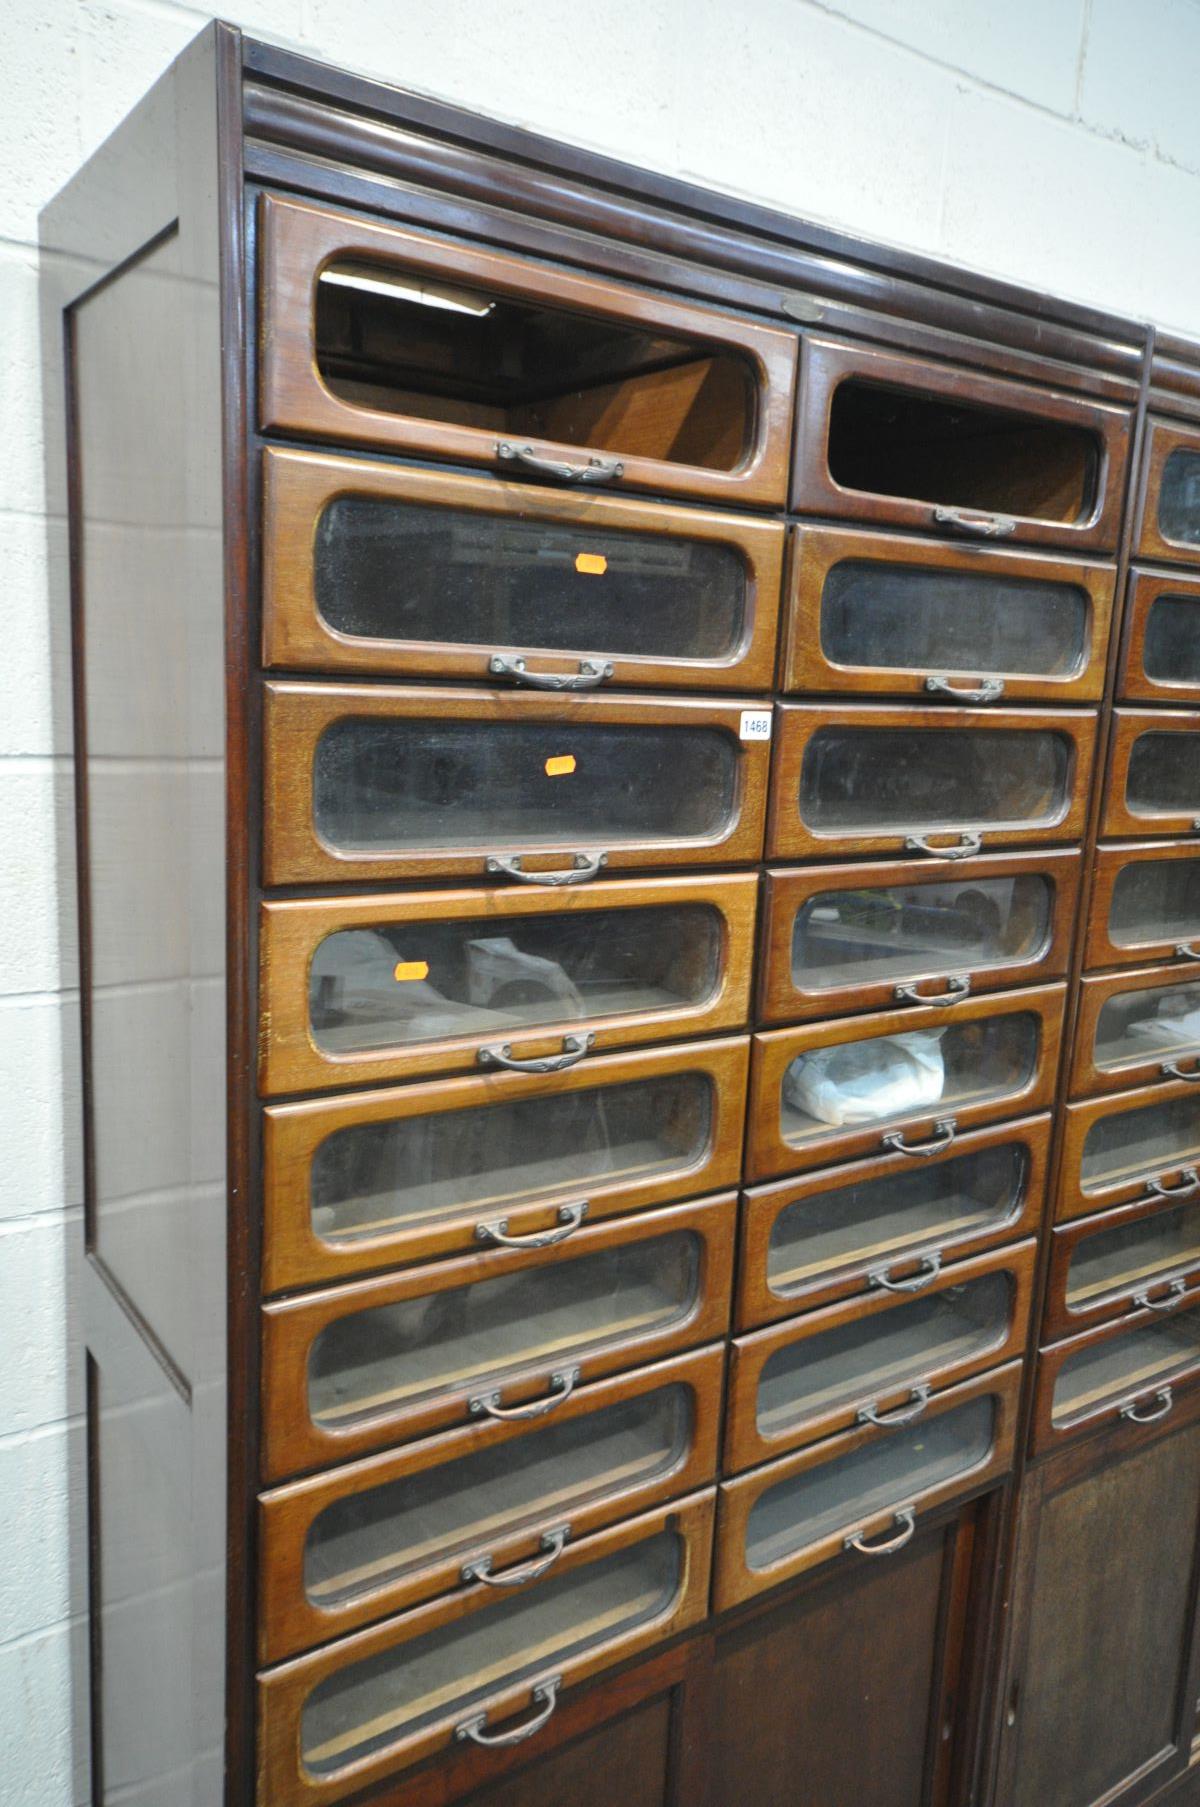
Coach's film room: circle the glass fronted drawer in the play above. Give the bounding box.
[791,337,1129,552]
[258,193,798,508]
[257,1345,722,1663]
[1087,842,1200,972]
[1118,569,1200,703]
[713,1365,1020,1612]
[1045,1195,1200,1339]
[736,1117,1049,1330]
[767,704,1094,862]
[1072,966,1200,1098]
[783,523,1113,702]
[258,872,756,1094]
[1058,1078,1200,1224]
[745,985,1064,1183]
[724,1240,1034,1472]
[758,852,1078,1024]
[1137,419,1200,566]
[263,682,771,885]
[261,1036,749,1292]
[1102,711,1200,839]
[1031,1300,1200,1453]
[256,1492,714,1807]
[260,1193,734,1479]
[262,446,785,691]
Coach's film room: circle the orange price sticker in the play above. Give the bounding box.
[393,960,430,982]
[575,552,607,575]
[544,754,577,777]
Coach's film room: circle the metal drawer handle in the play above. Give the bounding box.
[456,1676,562,1749]
[904,832,983,861]
[486,852,608,886]
[883,1118,958,1159]
[856,1385,931,1430]
[470,1367,580,1423]
[489,654,614,691]
[478,1034,595,1075]
[894,974,971,1008]
[844,1506,917,1556]
[932,505,1017,539]
[1176,944,1200,963]
[461,1526,571,1590]
[1120,1386,1174,1425]
[498,440,625,485]
[868,1252,943,1294]
[1148,1168,1200,1200]
[1162,1060,1200,1083]
[924,675,1006,703]
[1134,1277,1188,1312]
[476,1201,588,1250]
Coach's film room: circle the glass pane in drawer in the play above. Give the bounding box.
[1066,1203,1200,1314]
[1159,449,1200,548]
[779,1015,1038,1148]
[744,1397,994,1570]
[305,1386,692,1608]
[792,875,1052,993]
[1081,1095,1200,1192]
[301,1528,682,1775]
[819,560,1088,678]
[308,905,721,1054]
[1095,982,1200,1071]
[315,496,746,660]
[308,1232,701,1429]
[766,1145,1029,1298]
[1109,856,1200,948]
[1144,596,1200,685]
[313,717,737,852]
[1052,1318,1200,1426]
[755,1272,1010,1438]
[311,1071,712,1247]
[1125,731,1200,817]
[798,728,1070,833]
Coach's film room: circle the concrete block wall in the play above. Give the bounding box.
[3,1,1198,1799]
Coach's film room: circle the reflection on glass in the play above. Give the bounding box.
[1143,596,1200,685]
[1125,731,1200,818]
[1159,449,1200,547]
[798,728,1070,833]
[1094,982,1200,1072]
[1108,856,1200,948]
[1065,1202,1200,1314]
[1080,1094,1200,1193]
[1052,1318,1200,1426]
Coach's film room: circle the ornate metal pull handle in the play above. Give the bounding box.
[1134,1277,1188,1312]
[477,1034,594,1075]
[903,832,984,861]
[461,1526,571,1590]
[1162,1060,1200,1083]
[894,975,971,1008]
[456,1676,562,1748]
[1119,1386,1174,1425]
[924,675,1006,703]
[844,1506,917,1556]
[868,1252,943,1294]
[489,654,614,691]
[932,505,1017,539]
[1147,1168,1200,1200]
[469,1367,580,1423]
[475,1201,588,1250]
[485,852,608,887]
[882,1118,958,1160]
[497,441,625,485]
[856,1385,931,1429]
[1176,944,1200,963]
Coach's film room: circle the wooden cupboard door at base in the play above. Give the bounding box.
[463,1693,673,1807]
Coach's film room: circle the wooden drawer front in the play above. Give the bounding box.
[737,1115,1050,1330]
[1030,1299,1200,1454]
[1086,841,1200,971]
[260,1193,734,1480]
[1103,710,1200,841]
[256,1490,714,1807]
[783,523,1114,702]
[1045,1195,1200,1341]
[767,703,1095,862]
[258,193,797,509]
[258,1345,722,1663]
[1072,965,1200,1098]
[791,336,1129,552]
[1118,568,1200,703]
[759,852,1079,1025]
[262,1037,749,1293]
[259,872,757,1095]
[725,1239,1035,1472]
[1137,419,1200,566]
[1058,1076,1200,1224]
[713,1363,1020,1611]
[262,446,785,692]
[263,682,771,886]
[746,983,1065,1183]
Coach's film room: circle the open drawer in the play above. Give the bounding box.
[1071,965,1200,1098]
[261,446,785,691]
[791,337,1129,552]
[1057,1076,1200,1224]
[766,703,1095,862]
[1086,842,1200,972]
[258,872,757,1094]
[745,984,1065,1183]
[782,523,1114,703]
[263,682,771,886]
[713,1363,1020,1611]
[1030,1298,1200,1455]
[724,1239,1034,1472]
[1044,1194,1200,1341]
[1102,710,1200,840]
[1118,568,1200,704]
[258,194,797,508]
[737,1116,1049,1330]
[261,1036,749,1292]
[260,1192,734,1479]
[1136,419,1200,566]
[256,1490,714,1807]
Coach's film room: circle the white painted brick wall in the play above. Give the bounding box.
[2,1,1197,1798]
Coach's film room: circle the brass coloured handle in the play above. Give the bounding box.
[868,1252,943,1294]
[1133,1277,1188,1312]
[477,1034,594,1075]
[882,1118,958,1159]
[894,975,971,1008]
[924,675,1005,703]
[489,654,614,690]
[1176,944,1200,962]
[1161,1060,1200,1083]
[844,1507,917,1556]
[933,505,1017,538]
[461,1526,571,1589]
[904,832,984,861]
[475,1201,589,1250]
[456,1677,562,1748]
[486,852,608,886]
[469,1367,580,1423]
[856,1385,931,1429]
[497,440,625,484]
[1119,1386,1174,1425]
[1147,1168,1200,1200]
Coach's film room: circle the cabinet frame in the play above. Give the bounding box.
[1071,963,1200,1098]
[1118,567,1200,704]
